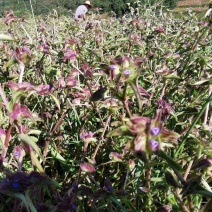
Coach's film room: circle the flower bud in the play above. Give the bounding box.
[128,159,135,171]
[109,152,122,162]
[80,162,96,173]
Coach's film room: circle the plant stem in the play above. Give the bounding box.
[92,114,111,160]
[175,92,212,157]
[0,84,9,110]
[204,85,212,125]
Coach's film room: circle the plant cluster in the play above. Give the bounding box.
[0,3,212,212]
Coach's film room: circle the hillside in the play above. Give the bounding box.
[0,0,211,17]
[174,0,210,12]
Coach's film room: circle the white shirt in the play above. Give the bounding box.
[74,5,88,20]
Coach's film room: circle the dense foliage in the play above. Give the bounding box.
[0,0,178,17]
[0,2,212,212]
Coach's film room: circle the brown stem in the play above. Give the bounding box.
[92,114,111,160]
[4,123,13,148]
[174,189,190,212]
[187,195,195,212]
[184,160,193,181]
[129,80,142,112]
[204,85,212,125]
[122,82,132,118]
[145,168,151,190]
[160,81,167,100]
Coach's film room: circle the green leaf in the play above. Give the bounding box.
[121,198,138,212]
[25,191,37,212]
[50,143,67,165]
[107,125,129,137]
[191,189,212,198]
[5,57,18,67]
[49,94,60,110]
[30,150,45,173]
[159,151,182,172]
[163,73,181,80]
[12,91,25,103]
[108,195,127,211]
[28,130,42,135]
[14,193,30,211]
[18,134,44,161]
[8,100,14,113]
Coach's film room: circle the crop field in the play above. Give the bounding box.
[175,0,210,12]
[0,3,212,212]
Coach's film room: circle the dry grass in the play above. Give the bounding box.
[174,0,210,13]
[173,7,208,12]
[177,0,210,7]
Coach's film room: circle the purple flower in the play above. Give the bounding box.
[63,48,76,61]
[150,127,160,136]
[71,204,76,209]
[58,77,65,88]
[13,182,19,188]
[104,179,113,191]
[155,26,165,33]
[13,146,26,158]
[7,81,34,91]
[65,75,77,87]
[149,140,159,152]
[10,103,33,121]
[123,69,131,77]
[36,84,53,95]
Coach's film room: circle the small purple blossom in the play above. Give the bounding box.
[63,48,76,61]
[123,69,131,77]
[110,65,116,70]
[71,204,76,209]
[150,127,160,136]
[149,140,159,152]
[13,182,19,188]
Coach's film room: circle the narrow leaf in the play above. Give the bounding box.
[18,134,44,161]
[159,151,182,172]
[0,34,15,41]
[49,94,60,110]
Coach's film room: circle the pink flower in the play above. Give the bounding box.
[155,26,165,33]
[58,78,65,88]
[36,84,53,95]
[63,48,76,61]
[109,152,122,162]
[128,159,135,171]
[4,9,17,25]
[0,128,6,143]
[10,103,33,121]
[65,75,77,87]
[80,162,96,173]
[7,81,34,91]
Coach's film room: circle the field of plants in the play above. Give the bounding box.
[0,3,212,212]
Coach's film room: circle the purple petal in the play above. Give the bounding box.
[150,127,160,136]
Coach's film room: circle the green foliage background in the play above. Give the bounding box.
[0,0,177,17]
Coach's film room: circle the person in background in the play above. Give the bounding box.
[74,1,92,22]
